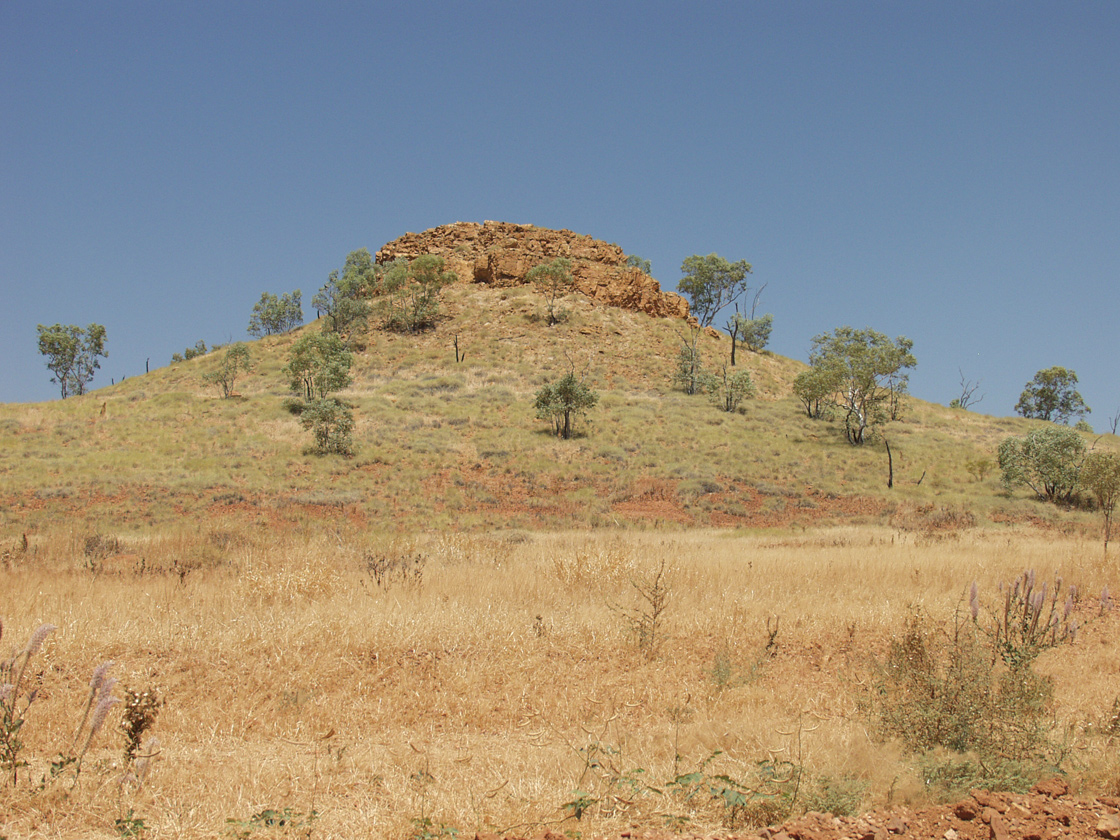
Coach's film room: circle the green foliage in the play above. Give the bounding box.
[408,816,459,839]
[171,340,210,364]
[706,365,755,413]
[313,248,378,343]
[378,254,457,333]
[226,807,318,838]
[733,312,773,353]
[1015,366,1090,424]
[792,366,837,419]
[36,323,108,399]
[800,774,867,817]
[998,425,1085,503]
[201,342,252,398]
[526,257,575,326]
[534,371,598,439]
[964,457,996,482]
[248,290,303,337]
[299,398,355,457]
[284,332,352,401]
[1081,450,1120,547]
[672,328,706,395]
[114,809,147,839]
[677,254,753,327]
[806,327,916,444]
[877,574,1084,778]
[625,253,651,274]
[876,606,1058,765]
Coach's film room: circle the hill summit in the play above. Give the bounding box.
[375,220,690,320]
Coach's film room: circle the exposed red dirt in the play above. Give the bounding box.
[480,780,1120,840]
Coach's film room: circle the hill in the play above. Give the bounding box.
[1,222,1113,541]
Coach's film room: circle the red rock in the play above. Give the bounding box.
[1098,813,1120,839]
[1031,777,1070,798]
[953,801,979,821]
[988,812,1009,840]
[376,221,692,320]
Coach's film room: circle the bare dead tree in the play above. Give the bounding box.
[952,369,984,410]
[749,282,768,318]
[1109,406,1120,435]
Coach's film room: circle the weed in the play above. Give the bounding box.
[120,687,161,762]
[0,621,55,784]
[801,773,866,816]
[971,570,1078,670]
[226,807,318,838]
[1,620,120,787]
[114,808,147,838]
[363,551,426,590]
[409,816,459,839]
[612,559,671,658]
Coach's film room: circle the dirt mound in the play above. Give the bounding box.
[376,220,690,319]
[478,778,1120,840]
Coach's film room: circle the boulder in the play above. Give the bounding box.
[375,221,690,320]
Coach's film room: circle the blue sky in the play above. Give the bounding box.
[2,2,1118,429]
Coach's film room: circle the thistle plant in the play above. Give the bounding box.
[1,620,56,784]
[971,570,1080,671]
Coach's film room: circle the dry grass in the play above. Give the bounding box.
[1,526,1118,839]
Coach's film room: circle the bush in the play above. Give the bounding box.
[706,365,755,413]
[998,425,1085,503]
[299,398,355,457]
[534,372,597,439]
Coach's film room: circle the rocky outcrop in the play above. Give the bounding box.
[375,221,689,320]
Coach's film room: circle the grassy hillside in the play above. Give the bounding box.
[0,282,1113,537]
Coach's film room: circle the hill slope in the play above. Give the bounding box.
[0,225,1113,537]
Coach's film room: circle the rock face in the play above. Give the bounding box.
[375,221,690,320]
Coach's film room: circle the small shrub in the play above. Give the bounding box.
[612,560,671,658]
[363,552,426,590]
[299,398,355,457]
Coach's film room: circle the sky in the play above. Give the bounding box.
[2,1,1118,429]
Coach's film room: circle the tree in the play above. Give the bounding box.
[793,366,838,419]
[526,257,575,326]
[36,323,107,399]
[534,371,598,439]
[284,332,352,401]
[171,340,209,363]
[672,327,706,395]
[949,369,984,410]
[313,248,378,343]
[625,254,651,274]
[300,397,356,457]
[248,290,303,337]
[707,365,755,413]
[998,425,1086,503]
[807,327,917,444]
[677,254,753,327]
[737,313,773,353]
[201,342,252,398]
[1081,450,1120,550]
[1015,366,1090,424]
[378,254,457,333]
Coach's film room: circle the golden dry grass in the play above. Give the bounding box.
[2,526,1118,839]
